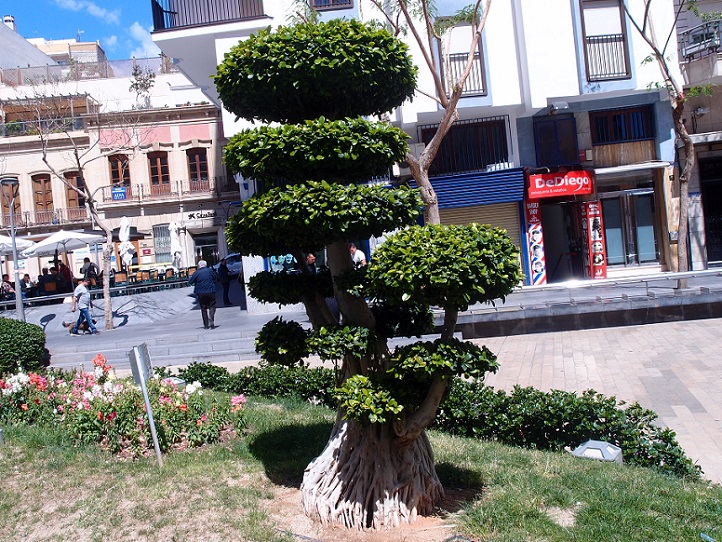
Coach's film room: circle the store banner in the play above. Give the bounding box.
[580,201,607,279]
[525,200,546,285]
[528,170,593,199]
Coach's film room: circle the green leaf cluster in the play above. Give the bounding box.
[307,325,374,362]
[368,223,522,311]
[255,316,310,368]
[334,374,403,425]
[223,117,409,184]
[388,339,498,381]
[214,19,417,123]
[225,182,422,256]
[248,268,334,306]
[0,318,49,375]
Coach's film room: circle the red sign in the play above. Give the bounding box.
[528,170,593,199]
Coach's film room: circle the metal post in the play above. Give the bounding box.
[1,177,25,322]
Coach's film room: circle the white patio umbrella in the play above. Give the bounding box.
[20,230,105,258]
[118,216,136,270]
[168,221,183,268]
[0,234,35,256]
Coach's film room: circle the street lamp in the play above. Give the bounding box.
[0,177,25,322]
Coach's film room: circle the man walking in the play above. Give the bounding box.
[188,260,218,329]
[71,277,99,335]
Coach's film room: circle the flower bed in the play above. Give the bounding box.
[0,354,245,458]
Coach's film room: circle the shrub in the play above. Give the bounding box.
[255,317,310,367]
[0,317,49,376]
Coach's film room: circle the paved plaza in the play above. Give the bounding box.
[480,319,722,485]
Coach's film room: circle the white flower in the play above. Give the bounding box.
[186,381,203,395]
[83,391,93,401]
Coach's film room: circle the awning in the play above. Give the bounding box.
[593,161,671,178]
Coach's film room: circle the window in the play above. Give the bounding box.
[439,24,487,97]
[1,178,22,228]
[148,151,171,195]
[109,154,132,197]
[187,148,209,191]
[64,171,88,221]
[533,116,580,167]
[419,116,510,176]
[580,0,631,81]
[153,223,171,264]
[310,0,353,10]
[32,173,55,224]
[589,105,655,145]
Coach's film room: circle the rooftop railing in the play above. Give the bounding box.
[680,19,721,60]
[100,176,238,203]
[151,0,265,31]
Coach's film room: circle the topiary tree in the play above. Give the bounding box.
[216,19,520,530]
[0,317,49,375]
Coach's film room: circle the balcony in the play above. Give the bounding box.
[681,20,721,61]
[100,176,238,203]
[1,207,89,230]
[443,51,486,97]
[151,0,265,31]
[585,33,630,81]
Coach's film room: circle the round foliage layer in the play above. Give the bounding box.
[214,19,417,123]
[226,182,423,256]
[367,223,522,311]
[224,117,409,185]
[255,316,310,368]
[248,268,334,306]
[0,318,49,375]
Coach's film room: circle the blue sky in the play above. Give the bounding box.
[8,0,160,60]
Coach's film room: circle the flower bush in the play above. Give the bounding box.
[0,354,245,458]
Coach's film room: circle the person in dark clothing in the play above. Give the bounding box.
[37,268,51,295]
[306,253,317,274]
[188,260,218,329]
[217,258,232,306]
[80,257,99,283]
[58,263,73,292]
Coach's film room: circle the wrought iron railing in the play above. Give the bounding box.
[310,0,353,10]
[444,51,486,97]
[100,176,238,202]
[680,19,721,60]
[151,0,265,31]
[585,33,630,81]
[2,207,90,229]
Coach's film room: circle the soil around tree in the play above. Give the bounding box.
[267,485,479,542]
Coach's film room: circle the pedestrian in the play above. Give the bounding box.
[188,260,218,329]
[71,277,99,335]
[58,263,73,292]
[349,243,367,268]
[306,253,317,274]
[80,257,99,284]
[217,258,232,306]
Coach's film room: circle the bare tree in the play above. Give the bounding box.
[623,0,712,281]
[10,87,149,329]
[371,0,492,225]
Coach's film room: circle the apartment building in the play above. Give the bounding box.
[150,0,686,292]
[0,20,239,282]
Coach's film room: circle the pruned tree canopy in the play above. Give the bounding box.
[214,19,418,123]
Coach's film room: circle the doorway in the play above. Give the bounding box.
[193,233,219,266]
[540,202,584,282]
[599,189,659,266]
[700,158,722,264]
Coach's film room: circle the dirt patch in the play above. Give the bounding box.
[545,503,582,528]
[267,486,478,542]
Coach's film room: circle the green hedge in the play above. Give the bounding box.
[171,362,701,479]
[0,318,49,375]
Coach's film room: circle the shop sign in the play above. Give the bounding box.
[111,186,127,201]
[528,170,593,199]
[186,209,217,221]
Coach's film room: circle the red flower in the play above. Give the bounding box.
[98,412,104,421]
[21,403,28,411]
[178,404,188,412]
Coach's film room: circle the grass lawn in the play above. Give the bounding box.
[0,396,720,542]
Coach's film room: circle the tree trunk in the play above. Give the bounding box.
[301,418,444,530]
[672,97,692,289]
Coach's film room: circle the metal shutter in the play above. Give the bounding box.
[439,202,522,247]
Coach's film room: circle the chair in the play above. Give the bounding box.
[114,271,128,284]
[187,266,197,276]
[44,281,57,294]
[165,268,175,279]
[140,270,151,282]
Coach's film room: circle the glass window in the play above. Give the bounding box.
[589,105,655,145]
[533,115,579,167]
[187,148,208,181]
[580,0,631,81]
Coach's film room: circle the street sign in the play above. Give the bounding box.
[111,187,127,201]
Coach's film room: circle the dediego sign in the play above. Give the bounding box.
[528,170,593,199]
